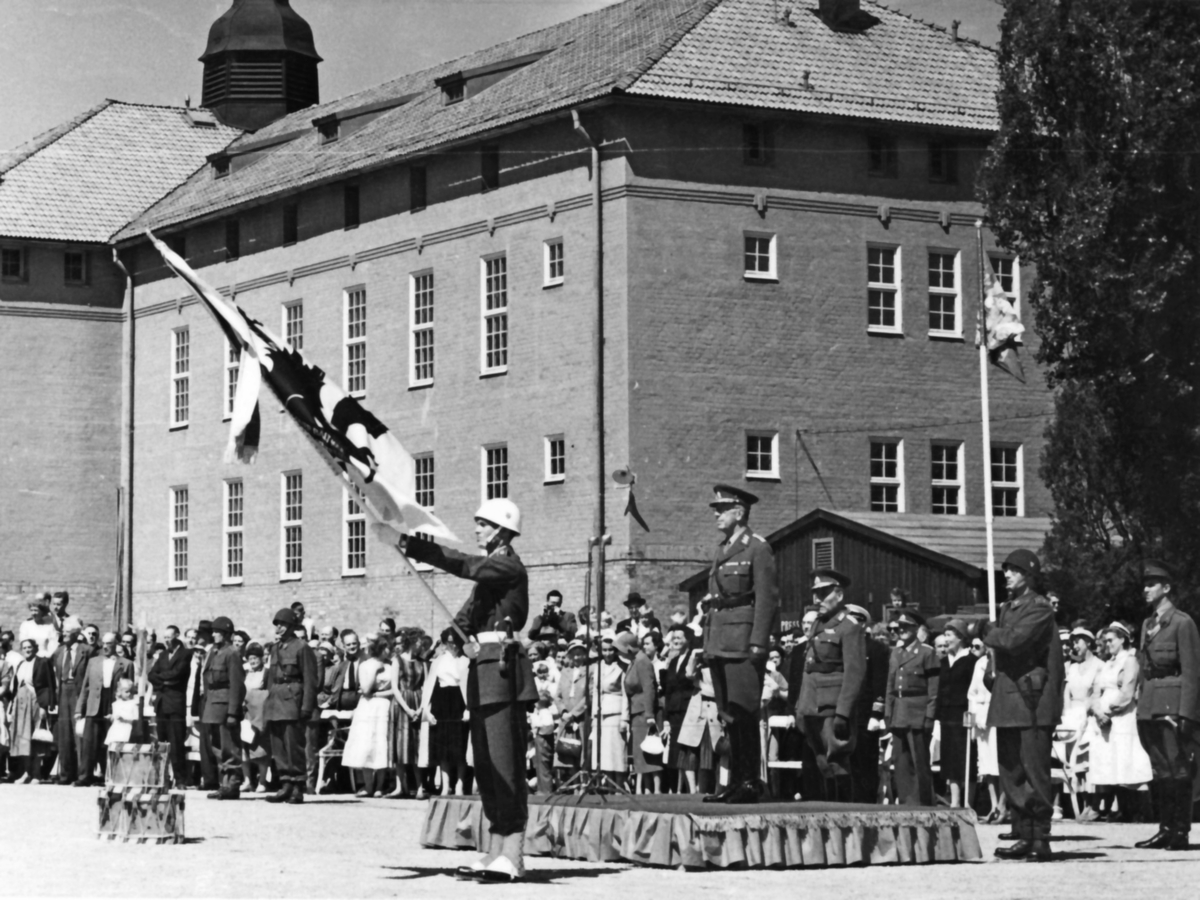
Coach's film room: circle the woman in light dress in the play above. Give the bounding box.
[966,637,1006,822]
[595,635,628,781]
[343,635,396,798]
[1057,625,1102,819]
[1086,622,1152,817]
[420,629,470,796]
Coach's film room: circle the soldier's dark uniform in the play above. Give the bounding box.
[264,609,319,803]
[201,616,246,799]
[1135,559,1200,850]
[885,610,939,806]
[795,569,867,801]
[703,485,779,802]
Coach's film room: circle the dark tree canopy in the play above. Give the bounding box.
[980,0,1200,620]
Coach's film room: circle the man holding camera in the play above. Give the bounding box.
[528,590,577,643]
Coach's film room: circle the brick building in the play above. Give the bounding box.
[22,0,1053,639]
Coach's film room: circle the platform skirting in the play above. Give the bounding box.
[421,794,981,869]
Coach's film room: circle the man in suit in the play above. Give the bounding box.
[885,608,940,806]
[264,608,319,804]
[615,593,663,641]
[188,621,219,791]
[75,632,134,785]
[980,548,1064,861]
[703,484,779,805]
[202,617,246,800]
[308,630,359,792]
[1134,559,1200,851]
[50,617,95,784]
[148,625,193,788]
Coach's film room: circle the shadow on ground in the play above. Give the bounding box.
[382,866,627,883]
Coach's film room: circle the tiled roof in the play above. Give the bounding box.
[832,511,1052,571]
[118,0,997,241]
[0,101,240,243]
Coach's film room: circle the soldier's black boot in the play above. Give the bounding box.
[285,780,304,804]
[1166,781,1191,850]
[266,782,292,804]
[222,775,241,801]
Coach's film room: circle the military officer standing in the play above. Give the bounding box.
[795,568,867,802]
[844,603,888,803]
[703,484,779,804]
[1134,560,1199,851]
[399,497,538,882]
[202,616,246,801]
[885,609,939,806]
[263,608,318,804]
[980,549,1064,861]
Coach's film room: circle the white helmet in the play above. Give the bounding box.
[475,498,521,536]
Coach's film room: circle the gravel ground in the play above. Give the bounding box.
[2,783,1198,899]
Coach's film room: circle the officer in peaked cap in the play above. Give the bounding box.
[263,607,318,804]
[1134,559,1200,851]
[795,566,867,802]
[703,483,779,804]
[201,616,246,800]
[980,548,1064,860]
[885,608,940,806]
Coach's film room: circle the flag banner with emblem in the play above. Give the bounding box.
[147,231,457,543]
[978,275,1026,382]
[624,487,650,532]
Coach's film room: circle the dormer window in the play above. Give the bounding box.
[315,116,339,143]
[211,155,230,179]
[439,75,465,105]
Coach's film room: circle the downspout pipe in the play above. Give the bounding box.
[113,248,135,631]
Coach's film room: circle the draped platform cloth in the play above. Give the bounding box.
[421,794,982,869]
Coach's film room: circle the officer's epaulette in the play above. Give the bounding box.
[835,611,845,622]
[753,534,767,543]
[741,534,750,545]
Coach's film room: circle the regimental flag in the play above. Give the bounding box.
[148,231,456,543]
[624,487,650,532]
[979,274,1026,383]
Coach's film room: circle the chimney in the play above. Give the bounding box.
[818,0,861,29]
[952,20,961,42]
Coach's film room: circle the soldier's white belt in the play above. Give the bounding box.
[475,631,506,644]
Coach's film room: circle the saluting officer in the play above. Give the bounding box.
[202,616,246,801]
[885,608,939,806]
[1134,559,1199,851]
[703,484,779,804]
[980,549,1064,861]
[263,608,318,805]
[795,568,867,802]
[399,498,538,882]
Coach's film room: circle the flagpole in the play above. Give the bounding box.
[976,221,998,622]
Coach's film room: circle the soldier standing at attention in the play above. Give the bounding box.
[399,498,537,882]
[264,608,318,805]
[703,484,779,804]
[795,568,866,802]
[1134,560,1199,851]
[980,549,1063,861]
[885,609,939,806]
[203,616,246,801]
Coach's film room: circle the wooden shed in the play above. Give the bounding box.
[679,508,1052,630]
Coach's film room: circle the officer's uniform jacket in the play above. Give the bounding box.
[263,633,318,723]
[982,590,1063,728]
[1137,601,1200,722]
[795,608,867,719]
[201,643,246,724]
[406,539,538,709]
[703,528,779,659]
[885,640,940,729]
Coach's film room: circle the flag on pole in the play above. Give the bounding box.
[980,274,1026,382]
[147,230,457,543]
[624,487,650,532]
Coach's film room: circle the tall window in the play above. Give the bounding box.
[1,247,27,281]
[931,442,964,515]
[169,487,189,588]
[63,251,88,285]
[744,232,777,280]
[989,255,1020,311]
[345,287,367,396]
[171,328,190,428]
[224,338,240,420]
[928,139,958,183]
[282,472,303,579]
[410,271,434,385]
[415,454,435,509]
[746,432,779,479]
[991,445,1024,517]
[868,246,901,332]
[544,239,564,287]
[868,134,898,177]
[481,144,500,191]
[343,184,360,229]
[743,122,774,165]
[284,301,303,351]
[224,217,240,261]
[870,440,904,512]
[545,436,565,484]
[343,488,366,576]
[484,445,508,500]
[283,203,298,246]
[481,256,508,374]
[928,251,960,336]
[223,480,244,584]
[410,165,427,211]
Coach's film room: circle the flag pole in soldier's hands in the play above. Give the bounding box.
[374,525,471,647]
[975,221,998,623]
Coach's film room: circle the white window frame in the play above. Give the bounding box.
[410,270,434,386]
[482,443,509,501]
[223,479,245,585]
[745,431,780,480]
[867,244,902,334]
[544,435,565,484]
[930,441,965,515]
[988,253,1021,315]
[223,336,240,421]
[743,231,777,281]
[991,443,1025,517]
[481,254,508,375]
[927,249,962,338]
[169,486,189,589]
[344,286,367,397]
[283,300,303,351]
[343,486,367,577]
[171,327,190,429]
[411,454,436,571]
[281,471,303,581]
[543,239,564,288]
[869,439,905,512]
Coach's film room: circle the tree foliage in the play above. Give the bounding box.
[980,0,1200,618]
